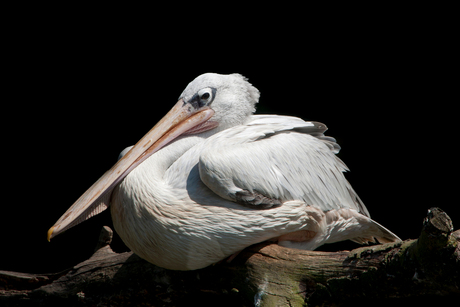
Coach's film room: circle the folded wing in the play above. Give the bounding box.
[198,115,370,216]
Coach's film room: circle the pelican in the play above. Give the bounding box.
[48,73,400,270]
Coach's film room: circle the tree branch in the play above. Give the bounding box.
[1,208,459,306]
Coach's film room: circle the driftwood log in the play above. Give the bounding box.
[1,207,459,306]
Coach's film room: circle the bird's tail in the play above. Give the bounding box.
[324,209,401,246]
[349,219,401,245]
[278,209,401,251]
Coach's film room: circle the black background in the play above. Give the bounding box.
[1,8,457,278]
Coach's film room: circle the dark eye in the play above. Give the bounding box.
[195,87,216,107]
[200,92,210,100]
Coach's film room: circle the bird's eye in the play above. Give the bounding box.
[193,87,216,108]
[200,92,210,100]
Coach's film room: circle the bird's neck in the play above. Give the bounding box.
[111,134,197,213]
[114,115,254,203]
[131,134,204,183]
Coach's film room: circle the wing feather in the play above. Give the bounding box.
[199,115,369,216]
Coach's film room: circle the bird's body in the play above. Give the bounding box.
[111,114,396,270]
[49,73,400,270]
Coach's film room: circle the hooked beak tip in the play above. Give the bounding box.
[47,226,55,242]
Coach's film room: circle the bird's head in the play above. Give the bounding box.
[47,73,259,241]
[179,73,259,131]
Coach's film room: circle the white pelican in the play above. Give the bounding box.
[48,73,400,270]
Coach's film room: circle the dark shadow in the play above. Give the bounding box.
[110,253,250,306]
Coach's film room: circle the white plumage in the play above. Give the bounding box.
[49,73,400,271]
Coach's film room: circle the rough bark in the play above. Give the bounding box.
[1,207,459,306]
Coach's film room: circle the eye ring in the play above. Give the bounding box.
[193,87,216,108]
[197,88,214,106]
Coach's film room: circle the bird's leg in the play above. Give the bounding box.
[213,251,243,266]
[226,250,243,263]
